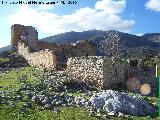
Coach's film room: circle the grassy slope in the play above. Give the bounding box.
[0,57,9,63]
[0,103,98,120]
[0,67,99,120]
[0,51,159,120]
[0,67,158,120]
[0,67,36,91]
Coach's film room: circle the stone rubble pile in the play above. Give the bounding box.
[0,68,156,117]
[88,90,155,116]
[30,68,156,116]
[25,89,156,116]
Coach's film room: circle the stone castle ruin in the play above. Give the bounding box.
[11,24,95,70]
[11,24,157,90]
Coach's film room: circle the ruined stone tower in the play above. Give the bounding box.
[11,24,38,51]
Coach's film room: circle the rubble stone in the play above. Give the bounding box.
[89,90,155,116]
[66,56,129,89]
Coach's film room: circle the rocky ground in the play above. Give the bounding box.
[0,51,28,68]
[0,67,158,119]
[9,69,157,117]
[0,51,159,119]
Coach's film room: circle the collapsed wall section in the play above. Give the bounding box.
[18,41,56,70]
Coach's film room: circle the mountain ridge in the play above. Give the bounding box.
[39,30,160,44]
[39,30,105,43]
[1,30,160,59]
[38,30,160,59]
[0,45,12,52]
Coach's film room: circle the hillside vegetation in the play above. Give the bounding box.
[0,51,159,120]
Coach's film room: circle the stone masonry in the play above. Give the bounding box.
[11,24,96,70]
[11,24,156,90]
[66,56,129,89]
[18,41,56,70]
[11,24,38,51]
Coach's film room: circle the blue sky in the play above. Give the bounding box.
[0,0,160,48]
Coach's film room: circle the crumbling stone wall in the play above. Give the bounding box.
[11,24,38,51]
[66,56,103,89]
[37,41,96,61]
[36,40,96,70]
[11,24,156,91]
[11,24,96,70]
[18,41,56,69]
[103,58,129,88]
[66,56,129,89]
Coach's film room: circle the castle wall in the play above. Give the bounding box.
[11,24,96,71]
[66,56,103,89]
[37,41,96,70]
[66,56,129,89]
[11,24,156,91]
[103,58,129,88]
[11,24,38,51]
[18,41,56,70]
[37,41,96,58]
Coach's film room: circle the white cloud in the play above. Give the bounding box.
[38,4,54,10]
[95,0,126,14]
[19,0,29,10]
[145,0,160,12]
[7,0,135,35]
